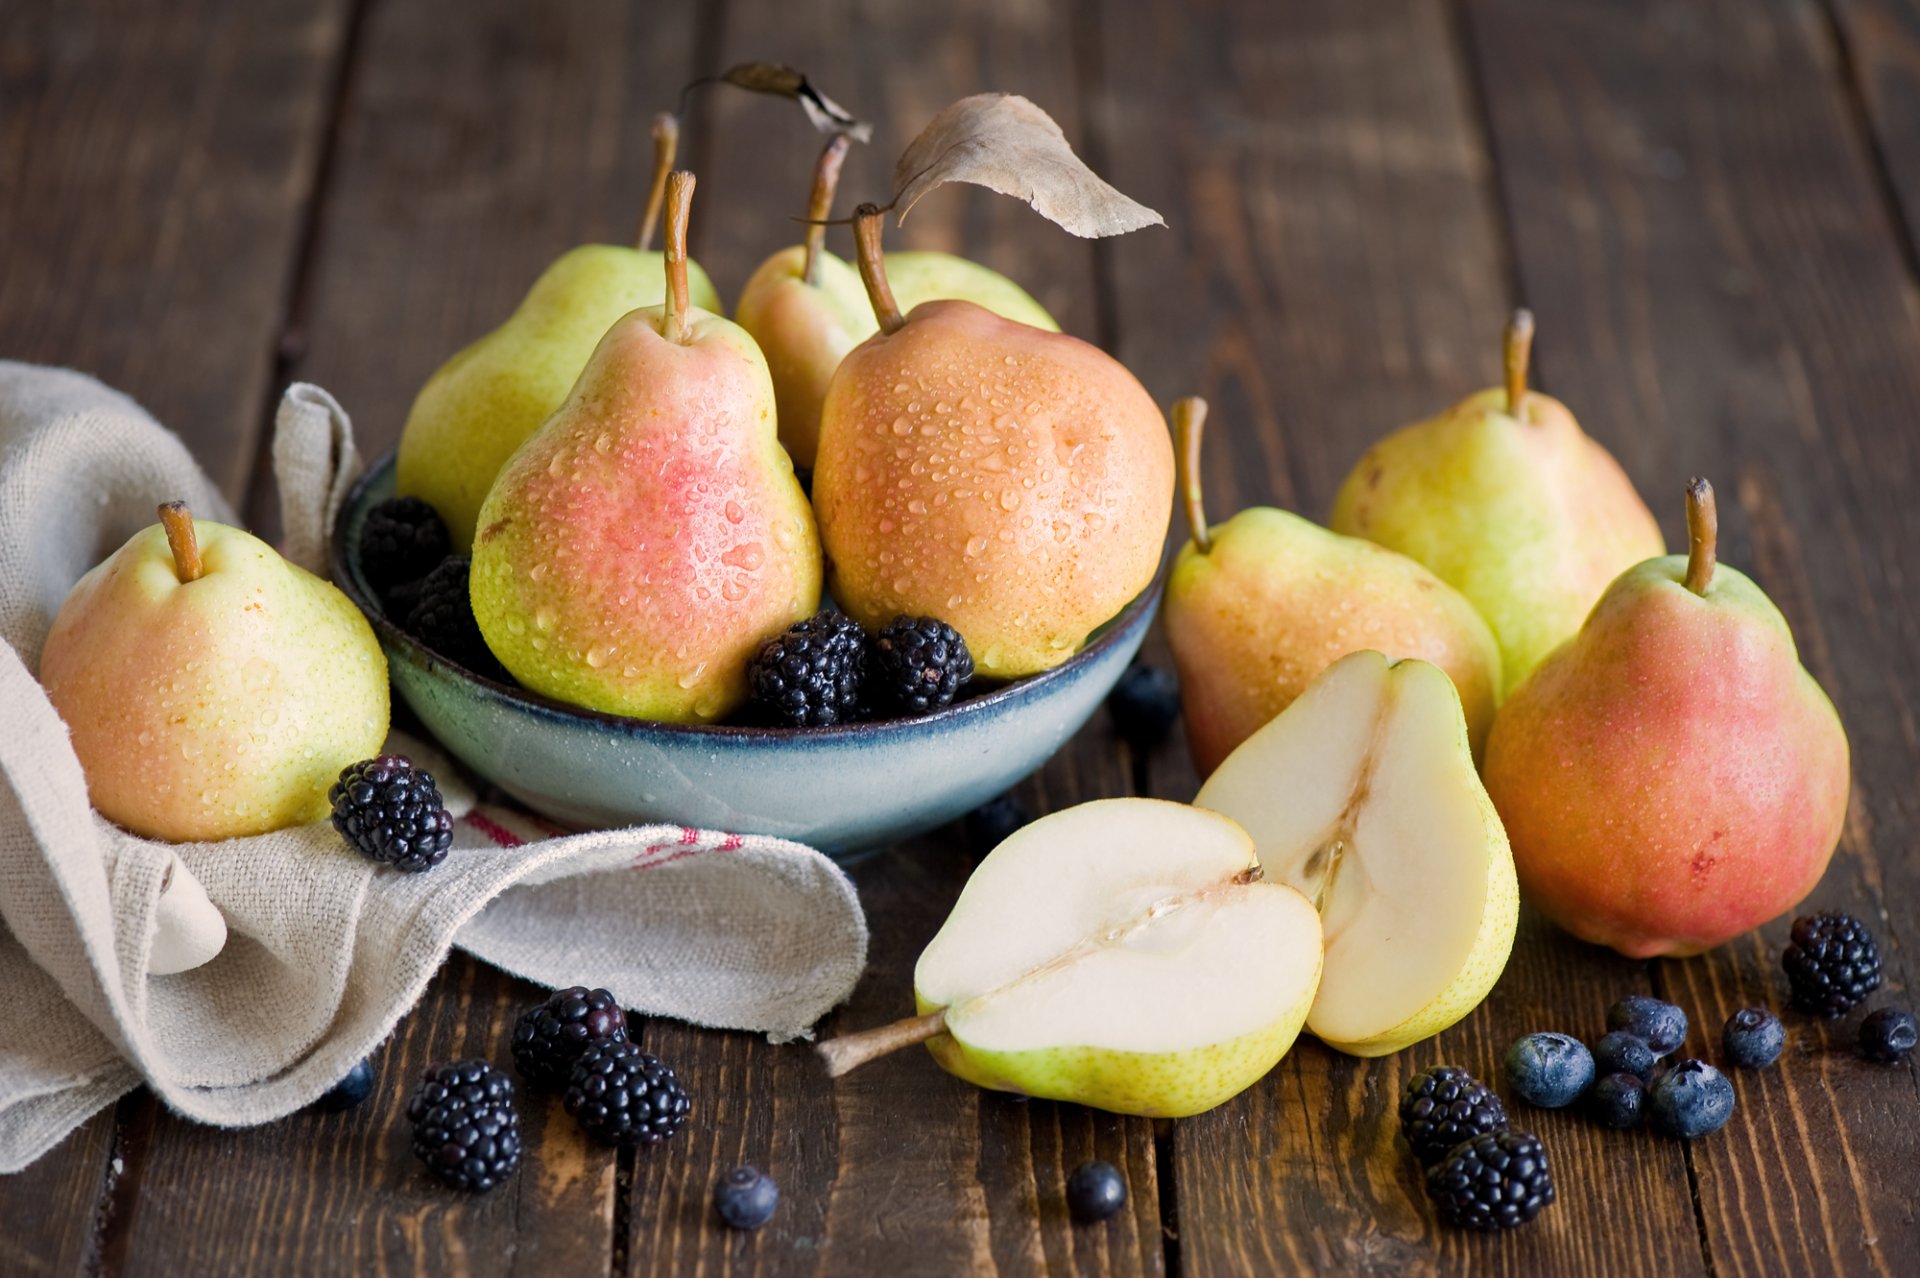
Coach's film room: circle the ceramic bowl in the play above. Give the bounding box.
[331,455,1161,854]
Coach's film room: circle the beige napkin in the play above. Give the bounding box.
[0,362,869,1174]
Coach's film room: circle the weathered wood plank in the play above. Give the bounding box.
[0,0,351,501]
[114,0,708,1271]
[1829,0,1920,259]
[1463,1,1920,1274]
[619,3,1152,1274]
[0,1110,116,1277]
[1091,1,1711,1272]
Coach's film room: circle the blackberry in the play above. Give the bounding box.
[1065,1160,1128,1222]
[964,792,1031,857]
[1783,912,1882,1017]
[313,1058,375,1113]
[1859,1007,1917,1063]
[1606,995,1688,1055]
[1504,1032,1594,1109]
[405,556,504,679]
[1107,663,1181,753]
[329,755,454,874]
[1649,1059,1735,1138]
[1425,1129,1555,1231]
[1721,1007,1786,1069]
[1587,1073,1647,1129]
[1398,1066,1509,1166]
[868,616,974,716]
[746,613,868,727]
[405,1059,521,1192]
[563,1042,690,1147]
[511,987,629,1090]
[1593,1031,1657,1082]
[713,1166,780,1230]
[358,496,450,607]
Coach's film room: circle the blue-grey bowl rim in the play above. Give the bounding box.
[331,450,1165,746]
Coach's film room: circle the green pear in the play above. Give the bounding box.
[1197,650,1518,1056]
[1330,311,1663,694]
[39,503,389,841]
[471,172,821,723]
[396,115,723,549]
[818,798,1324,1118]
[735,136,1058,470]
[1164,398,1501,773]
[1484,479,1850,957]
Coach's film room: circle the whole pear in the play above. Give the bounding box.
[471,172,820,723]
[1483,479,1850,957]
[1163,398,1501,773]
[1331,311,1663,693]
[811,207,1171,678]
[735,137,1057,470]
[39,503,389,841]
[396,116,722,549]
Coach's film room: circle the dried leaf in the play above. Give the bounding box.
[717,63,873,142]
[891,94,1163,238]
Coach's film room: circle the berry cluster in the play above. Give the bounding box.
[329,755,454,874]
[1503,997,1740,1139]
[356,498,510,682]
[745,612,974,727]
[1397,1064,1553,1232]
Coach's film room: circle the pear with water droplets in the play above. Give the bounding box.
[470,173,820,722]
[811,208,1172,678]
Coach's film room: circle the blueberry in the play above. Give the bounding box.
[1107,664,1181,753]
[1587,1073,1647,1129]
[1592,1031,1657,1081]
[313,1058,375,1112]
[1859,1007,1917,1063]
[1066,1160,1128,1222]
[1504,1032,1595,1108]
[1606,995,1687,1055]
[1650,1059,1735,1138]
[713,1165,779,1230]
[1721,1007,1786,1069]
[965,793,1031,856]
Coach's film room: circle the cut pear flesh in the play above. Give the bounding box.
[1196,650,1517,1055]
[913,798,1324,1117]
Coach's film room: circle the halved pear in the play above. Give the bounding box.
[825,798,1323,1117]
[1196,651,1517,1057]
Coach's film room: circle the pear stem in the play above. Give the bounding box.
[157,501,204,583]
[636,113,679,252]
[802,134,851,288]
[661,170,696,345]
[852,203,906,335]
[1684,476,1718,595]
[1173,397,1212,554]
[816,1009,948,1078]
[1504,307,1535,418]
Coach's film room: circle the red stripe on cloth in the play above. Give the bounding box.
[464,811,525,847]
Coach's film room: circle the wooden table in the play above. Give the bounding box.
[4,0,1919,1273]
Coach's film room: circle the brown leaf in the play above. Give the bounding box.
[716,63,873,142]
[891,94,1163,238]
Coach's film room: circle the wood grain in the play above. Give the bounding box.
[0,1110,115,1277]
[0,0,352,501]
[1829,0,1920,258]
[1090,1,1711,1273]
[1464,1,1920,1274]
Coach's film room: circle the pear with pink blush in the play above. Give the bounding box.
[471,171,821,723]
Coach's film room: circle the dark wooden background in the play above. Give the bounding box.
[4,0,1919,1274]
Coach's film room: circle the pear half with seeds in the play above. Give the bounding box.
[1196,650,1517,1056]
[819,798,1323,1117]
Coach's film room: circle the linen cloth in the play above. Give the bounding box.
[0,362,868,1173]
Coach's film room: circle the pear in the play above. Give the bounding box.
[1330,310,1663,694]
[471,172,821,723]
[1483,479,1850,958]
[396,115,723,549]
[818,798,1324,1118]
[39,503,390,841]
[1164,397,1502,773]
[1196,650,1518,1056]
[735,138,1057,470]
[811,206,1172,678]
